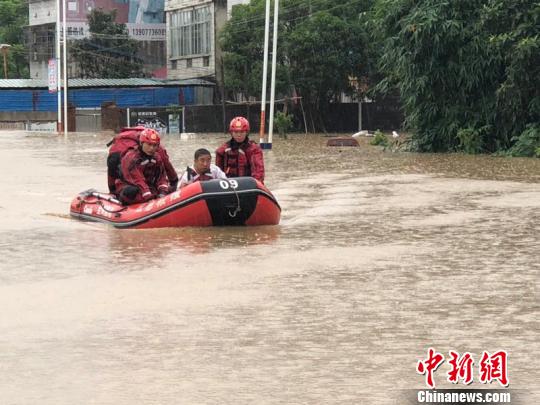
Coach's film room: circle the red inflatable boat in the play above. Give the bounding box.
[70,177,280,229]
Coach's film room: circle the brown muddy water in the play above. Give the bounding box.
[0,131,538,404]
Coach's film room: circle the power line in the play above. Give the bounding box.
[222,0,367,37]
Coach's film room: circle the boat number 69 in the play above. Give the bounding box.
[219,180,239,189]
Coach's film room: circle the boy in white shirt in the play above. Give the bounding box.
[179,148,227,188]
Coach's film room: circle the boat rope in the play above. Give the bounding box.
[78,193,128,215]
[228,181,242,218]
[95,200,128,214]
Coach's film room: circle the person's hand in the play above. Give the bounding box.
[142,192,153,202]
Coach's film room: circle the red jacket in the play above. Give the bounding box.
[107,128,178,192]
[215,138,265,182]
[116,148,169,200]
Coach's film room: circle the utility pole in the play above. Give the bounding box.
[62,0,68,136]
[0,44,11,79]
[265,0,279,150]
[56,0,62,132]
[259,0,271,144]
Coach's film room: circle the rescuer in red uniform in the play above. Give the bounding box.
[115,128,170,205]
[215,116,265,182]
[107,126,178,194]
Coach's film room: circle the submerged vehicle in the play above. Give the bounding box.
[70,177,280,229]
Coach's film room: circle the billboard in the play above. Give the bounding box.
[48,59,57,93]
[62,0,165,40]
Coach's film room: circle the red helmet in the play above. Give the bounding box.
[229,116,250,133]
[139,128,160,145]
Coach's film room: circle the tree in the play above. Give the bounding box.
[71,9,144,78]
[484,0,540,156]
[220,0,376,132]
[220,0,289,100]
[0,0,29,78]
[285,1,374,131]
[373,0,539,154]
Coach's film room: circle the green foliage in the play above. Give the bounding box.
[457,126,491,154]
[220,0,289,98]
[274,111,293,138]
[507,124,540,157]
[220,0,376,131]
[370,130,388,146]
[71,9,144,78]
[372,0,540,155]
[0,0,29,78]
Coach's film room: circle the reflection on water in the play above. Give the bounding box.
[0,131,538,404]
[108,226,282,259]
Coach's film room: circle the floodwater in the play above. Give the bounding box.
[0,131,538,404]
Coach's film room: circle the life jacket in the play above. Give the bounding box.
[107,128,144,193]
[215,138,265,182]
[107,127,178,193]
[115,148,169,200]
[186,166,214,183]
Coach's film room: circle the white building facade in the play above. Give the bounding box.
[166,0,224,82]
[165,0,248,82]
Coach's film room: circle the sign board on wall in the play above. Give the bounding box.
[29,0,56,25]
[129,108,182,134]
[31,0,166,41]
[25,121,57,132]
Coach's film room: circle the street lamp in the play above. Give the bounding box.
[0,44,11,79]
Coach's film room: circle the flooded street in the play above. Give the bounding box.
[0,131,538,404]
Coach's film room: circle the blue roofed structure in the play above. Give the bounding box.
[0,78,214,112]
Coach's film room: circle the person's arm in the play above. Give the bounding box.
[178,171,190,188]
[249,145,265,182]
[211,164,227,179]
[121,152,153,201]
[159,147,178,189]
[156,166,169,196]
[215,146,225,171]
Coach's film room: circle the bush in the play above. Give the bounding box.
[370,130,389,147]
[507,124,540,157]
[373,0,540,153]
[274,112,293,139]
[457,126,490,154]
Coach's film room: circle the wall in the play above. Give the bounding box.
[0,87,196,112]
[183,99,404,133]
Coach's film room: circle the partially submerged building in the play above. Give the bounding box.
[0,77,214,132]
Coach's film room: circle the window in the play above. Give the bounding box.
[186,58,192,68]
[171,60,177,70]
[170,6,211,58]
[203,56,210,67]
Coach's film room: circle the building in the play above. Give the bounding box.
[27,0,167,80]
[164,0,250,104]
[0,77,214,132]
[164,0,247,83]
[165,0,224,84]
